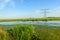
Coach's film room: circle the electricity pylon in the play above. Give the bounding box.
[41,8,49,18]
[41,8,49,26]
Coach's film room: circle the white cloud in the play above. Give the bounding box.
[0,3,5,9]
[28,10,44,18]
[4,0,11,3]
[31,7,60,18]
[0,0,15,9]
[0,13,20,19]
[47,7,60,17]
[10,1,15,8]
[0,0,25,9]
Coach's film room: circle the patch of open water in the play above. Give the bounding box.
[0,21,60,26]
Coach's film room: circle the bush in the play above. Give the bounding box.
[8,25,35,40]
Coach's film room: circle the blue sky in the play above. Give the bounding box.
[0,0,60,19]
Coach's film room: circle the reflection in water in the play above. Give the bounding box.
[0,21,60,26]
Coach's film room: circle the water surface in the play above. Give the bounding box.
[0,21,60,26]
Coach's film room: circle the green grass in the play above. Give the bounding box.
[0,17,60,22]
[34,26,60,40]
[0,24,60,40]
[0,27,11,40]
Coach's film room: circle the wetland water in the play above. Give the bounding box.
[0,21,60,26]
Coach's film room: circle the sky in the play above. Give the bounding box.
[0,0,60,19]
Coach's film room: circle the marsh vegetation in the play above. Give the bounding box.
[0,24,60,40]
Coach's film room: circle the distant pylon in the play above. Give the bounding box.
[41,8,49,18]
[41,8,49,26]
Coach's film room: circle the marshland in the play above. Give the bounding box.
[0,0,60,40]
[0,19,60,40]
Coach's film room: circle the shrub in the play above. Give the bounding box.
[8,25,35,40]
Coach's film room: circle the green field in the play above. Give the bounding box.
[0,24,60,40]
[0,17,60,22]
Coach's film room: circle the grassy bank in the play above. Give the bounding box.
[0,17,60,22]
[0,24,60,40]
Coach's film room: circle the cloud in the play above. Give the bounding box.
[28,10,44,18]
[0,3,5,9]
[48,7,60,17]
[0,0,15,9]
[0,0,25,9]
[32,7,60,18]
[0,13,20,19]
[10,1,15,8]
